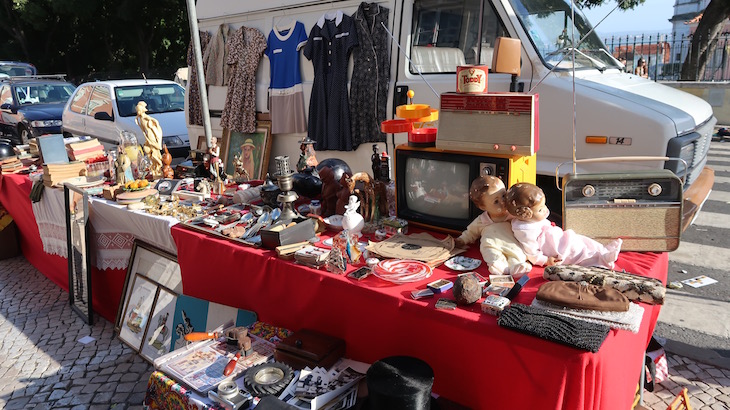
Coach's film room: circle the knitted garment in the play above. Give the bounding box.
[497,303,610,352]
[531,299,645,334]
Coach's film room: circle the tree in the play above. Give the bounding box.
[680,0,730,81]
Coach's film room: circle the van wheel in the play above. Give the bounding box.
[18,126,30,144]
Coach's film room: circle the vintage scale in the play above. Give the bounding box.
[381,90,439,147]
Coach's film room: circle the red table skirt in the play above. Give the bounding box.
[0,173,126,322]
[172,224,667,410]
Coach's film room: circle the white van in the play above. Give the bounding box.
[189,0,715,220]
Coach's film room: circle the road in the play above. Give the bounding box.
[656,137,730,369]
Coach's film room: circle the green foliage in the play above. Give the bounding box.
[575,0,645,10]
[0,0,189,82]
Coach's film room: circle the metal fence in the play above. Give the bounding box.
[603,32,730,81]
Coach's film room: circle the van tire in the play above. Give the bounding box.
[18,126,30,145]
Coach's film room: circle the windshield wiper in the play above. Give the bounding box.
[546,47,607,71]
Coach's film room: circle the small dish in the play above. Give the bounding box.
[323,215,343,231]
[444,256,482,271]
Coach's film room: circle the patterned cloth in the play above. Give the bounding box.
[304,11,359,151]
[220,26,267,133]
[188,31,212,126]
[350,2,391,149]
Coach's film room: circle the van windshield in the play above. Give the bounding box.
[114,83,185,117]
[508,0,620,70]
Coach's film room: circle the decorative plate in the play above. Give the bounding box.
[58,175,106,188]
[444,256,482,272]
[371,259,433,284]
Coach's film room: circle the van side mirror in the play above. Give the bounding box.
[94,112,113,121]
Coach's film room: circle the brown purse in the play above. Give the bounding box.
[536,281,630,312]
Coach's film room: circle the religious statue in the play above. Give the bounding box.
[135,101,163,178]
[115,147,133,185]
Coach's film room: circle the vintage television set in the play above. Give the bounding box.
[394,144,535,234]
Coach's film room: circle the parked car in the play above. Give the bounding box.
[0,61,37,77]
[62,79,190,160]
[0,76,76,145]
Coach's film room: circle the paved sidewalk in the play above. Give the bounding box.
[0,255,729,409]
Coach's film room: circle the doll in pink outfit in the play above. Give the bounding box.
[454,176,531,277]
[505,183,622,269]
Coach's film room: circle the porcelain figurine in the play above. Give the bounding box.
[342,195,364,236]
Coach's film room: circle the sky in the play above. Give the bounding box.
[581,0,676,37]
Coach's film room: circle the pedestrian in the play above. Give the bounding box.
[635,57,649,79]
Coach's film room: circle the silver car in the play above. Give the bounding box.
[61,79,189,160]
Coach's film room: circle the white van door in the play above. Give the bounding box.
[393,0,533,116]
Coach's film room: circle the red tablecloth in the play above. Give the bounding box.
[0,173,126,322]
[172,224,666,410]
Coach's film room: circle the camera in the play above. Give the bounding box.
[208,381,251,410]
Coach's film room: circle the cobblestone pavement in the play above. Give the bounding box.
[1,255,729,409]
[0,256,153,410]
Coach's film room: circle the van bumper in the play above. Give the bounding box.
[682,166,714,231]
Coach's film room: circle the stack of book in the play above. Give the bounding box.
[67,139,105,161]
[1,157,22,173]
[42,161,87,187]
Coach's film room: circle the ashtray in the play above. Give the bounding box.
[323,215,343,231]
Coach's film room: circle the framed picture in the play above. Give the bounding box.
[222,121,272,181]
[116,240,182,331]
[140,286,178,362]
[118,274,158,351]
[64,184,93,325]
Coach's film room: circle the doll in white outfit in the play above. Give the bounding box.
[454,176,531,278]
[506,183,622,269]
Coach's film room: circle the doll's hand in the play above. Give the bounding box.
[546,256,563,266]
[454,237,466,248]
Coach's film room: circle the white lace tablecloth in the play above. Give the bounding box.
[31,187,179,270]
[31,186,68,258]
[88,198,179,270]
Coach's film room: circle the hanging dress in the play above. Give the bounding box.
[220,26,267,133]
[204,23,233,86]
[266,20,308,134]
[304,11,359,151]
[350,2,391,149]
[187,30,212,126]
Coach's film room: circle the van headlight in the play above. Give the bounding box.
[666,132,699,175]
[163,136,184,146]
[30,120,62,127]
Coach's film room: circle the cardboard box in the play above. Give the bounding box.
[260,218,316,249]
[274,329,346,370]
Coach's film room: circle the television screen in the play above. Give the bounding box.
[403,157,470,220]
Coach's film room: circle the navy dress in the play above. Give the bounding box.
[350,3,391,149]
[304,11,359,151]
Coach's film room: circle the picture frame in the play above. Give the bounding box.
[221,121,272,181]
[64,183,93,325]
[140,286,178,362]
[118,274,158,351]
[116,240,182,330]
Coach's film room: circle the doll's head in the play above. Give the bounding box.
[469,176,508,221]
[506,183,549,222]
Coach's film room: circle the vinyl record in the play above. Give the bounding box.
[243,362,294,397]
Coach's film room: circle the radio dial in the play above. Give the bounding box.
[581,185,596,197]
[493,144,500,150]
[648,183,662,196]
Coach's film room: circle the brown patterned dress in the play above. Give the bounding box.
[187,30,212,126]
[221,26,267,133]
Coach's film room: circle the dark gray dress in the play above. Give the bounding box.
[304,11,359,151]
[350,3,391,149]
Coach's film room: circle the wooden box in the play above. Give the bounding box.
[260,218,316,250]
[274,329,345,370]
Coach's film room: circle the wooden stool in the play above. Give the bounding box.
[667,388,692,410]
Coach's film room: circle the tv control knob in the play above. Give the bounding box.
[493,144,500,150]
[648,183,662,196]
[581,185,596,197]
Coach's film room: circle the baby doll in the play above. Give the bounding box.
[455,176,531,277]
[505,182,622,269]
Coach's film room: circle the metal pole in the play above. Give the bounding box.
[184,0,213,149]
[476,0,485,64]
